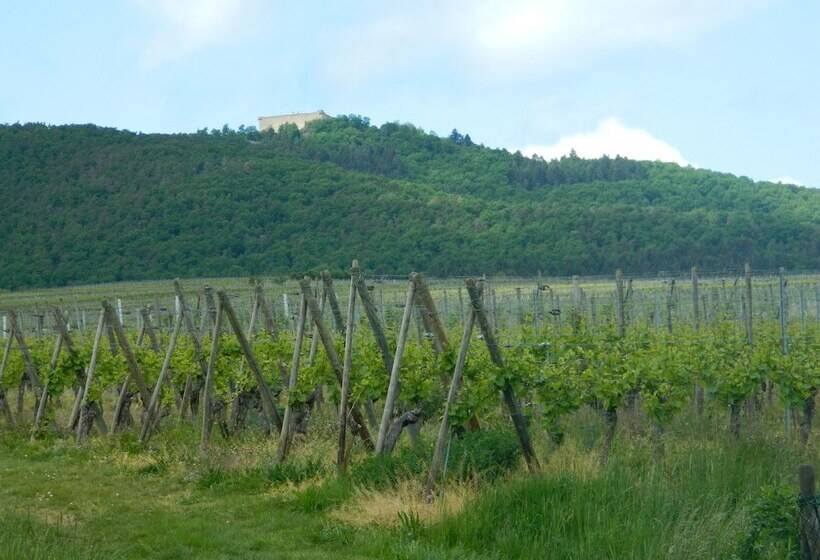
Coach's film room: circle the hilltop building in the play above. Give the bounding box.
[257,110,331,132]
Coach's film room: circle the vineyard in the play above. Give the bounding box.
[2,263,820,559]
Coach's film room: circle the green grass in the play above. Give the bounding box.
[0,405,814,559]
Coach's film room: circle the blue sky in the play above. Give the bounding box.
[1,1,818,187]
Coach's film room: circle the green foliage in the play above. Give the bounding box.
[737,484,799,559]
[2,119,818,289]
[350,445,430,489]
[447,429,521,481]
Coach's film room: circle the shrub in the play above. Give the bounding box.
[447,429,521,482]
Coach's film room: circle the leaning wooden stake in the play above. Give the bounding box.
[799,465,820,560]
[276,294,308,462]
[321,271,346,335]
[466,279,540,473]
[31,332,64,437]
[218,290,282,433]
[745,263,754,346]
[200,300,224,454]
[8,310,43,392]
[376,276,417,454]
[426,302,476,497]
[299,277,373,449]
[413,274,449,355]
[76,311,108,443]
[0,331,16,427]
[140,312,183,444]
[351,261,393,374]
[255,283,278,339]
[337,275,357,474]
[106,300,151,433]
[174,280,209,421]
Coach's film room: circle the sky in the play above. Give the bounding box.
[1,1,818,187]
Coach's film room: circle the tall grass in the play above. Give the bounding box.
[390,432,808,559]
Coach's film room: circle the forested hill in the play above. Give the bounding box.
[0,116,818,288]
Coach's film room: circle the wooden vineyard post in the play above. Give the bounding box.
[351,261,394,428]
[515,288,524,326]
[306,287,326,367]
[815,283,820,326]
[77,311,109,443]
[691,267,700,330]
[246,290,259,338]
[745,263,754,346]
[413,274,449,355]
[780,268,790,355]
[321,271,346,335]
[800,284,807,332]
[299,278,374,449]
[465,278,540,473]
[351,261,393,375]
[200,299,224,454]
[106,300,151,434]
[174,280,209,421]
[666,280,676,334]
[31,332,63,437]
[799,465,820,559]
[218,290,282,433]
[139,312,182,444]
[276,294,308,463]
[255,283,278,339]
[8,310,43,394]
[615,270,625,339]
[0,331,16,427]
[337,276,357,474]
[426,299,476,497]
[691,267,705,417]
[375,276,417,455]
[779,268,793,438]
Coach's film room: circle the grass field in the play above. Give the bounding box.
[0,397,812,559]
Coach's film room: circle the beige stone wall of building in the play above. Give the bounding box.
[257,111,330,131]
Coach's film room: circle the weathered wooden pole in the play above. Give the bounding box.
[413,274,449,355]
[615,270,625,338]
[8,310,43,391]
[299,277,373,448]
[321,271,346,335]
[31,332,63,437]
[139,312,182,444]
[255,283,278,339]
[351,261,393,375]
[466,278,540,473]
[337,276,357,474]
[745,263,754,346]
[276,294,308,462]
[174,280,209,421]
[0,330,16,427]
[76,311,108,443]
[218,290,282,433]
[780,268,790,355]
[666,280,676,334]
[200,299,224,453]
[426,301,476,496]
[799,465,820,559]
[376,277,417,454]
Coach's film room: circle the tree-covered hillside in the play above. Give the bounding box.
[0,117,817,288]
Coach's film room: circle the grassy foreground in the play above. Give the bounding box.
[0,404,814,559]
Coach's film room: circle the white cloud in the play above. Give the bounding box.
[136,0,251,69]
[523,117,687,164]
